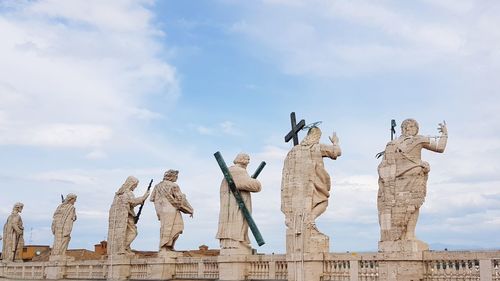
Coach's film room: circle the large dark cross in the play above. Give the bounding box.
[284,112,305,146]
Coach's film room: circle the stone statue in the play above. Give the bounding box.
[2,202,24,262]
[107,176,150,256]
[51,193,77,257]
[216,153,262,254]
[281,126,341,255]
[150,169,193,255]
[377,119,447,252]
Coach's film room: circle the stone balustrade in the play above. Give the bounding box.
[1,251,499,281]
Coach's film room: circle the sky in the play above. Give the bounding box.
[1,0,500,254]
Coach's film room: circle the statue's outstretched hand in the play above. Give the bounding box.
[329,131,339,145]
[143,190,150,201]
[438,121,447,136]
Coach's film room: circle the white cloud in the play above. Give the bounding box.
[85,150,107,160]
[0,123,112,147]
[196,125,214,135]
[229,1,500,77]
[32,170,97,185]
[192,121,244,136]
[0,0,178,149]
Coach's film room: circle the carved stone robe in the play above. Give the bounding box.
[2,213,24,261]
[216,165,261,248]
[378,135,431,241]
[281,142,341,228]
[51,202,77,256]
[107,191,143,255]
[150,180,193,249]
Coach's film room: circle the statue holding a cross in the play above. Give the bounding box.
[281,113,342,257]
[216,153,263,255]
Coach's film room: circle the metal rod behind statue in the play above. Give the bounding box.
[391,119,397,141]
[134,179,153,224]
[376,119,397,159]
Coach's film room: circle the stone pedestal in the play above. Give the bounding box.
[107,255,131,280]
[45,256,72,279]
[377,251,425,281]
[150,252,180,279]
[379,240,428,253]
[285,226,329,281]
[287,253,324,281]
[218,254,251,281]
[378,261,424,281]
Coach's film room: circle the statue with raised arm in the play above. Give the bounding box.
[216,153,262,255]
[51,193,77,257]
[108,176,150,256]
[150,169,193,255]
[281,126,341,255]
[2,202,24,262]
[377,119,448,252]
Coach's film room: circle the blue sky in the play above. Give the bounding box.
[1,0,500,254]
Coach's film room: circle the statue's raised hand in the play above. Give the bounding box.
[329,131,339,145]
[438,121,447,136]
[143,190,150,201]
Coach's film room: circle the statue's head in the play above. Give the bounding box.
[65,193,77,204]
[401,118,419,137]
[233,153,250,168]
[13,202,24,213]
[164,169,179,182]
[301,126,322,146]
[117,176,139,195]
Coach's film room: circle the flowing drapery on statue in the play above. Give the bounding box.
[216,153,261,254]
[2,203,24,262]
[150,169,193,255]
[51,194,77,257]
[108,176,149,256]
[377,119,447,252]
[281,126,341,255]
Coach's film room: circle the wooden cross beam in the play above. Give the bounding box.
[284,112,305,146]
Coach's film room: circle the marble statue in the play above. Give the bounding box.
[51,193,77,257]
[281,126,341,254]
[2,202,24,262]
[377,119,447,252]
[216,153,262,254]
[150,169,193,255]
[107,176,150,256]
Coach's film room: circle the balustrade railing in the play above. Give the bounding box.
[130,263,148,279]
[203,259,219,279]
[493,259,500,281]
[359,260,379,281]
[2,263,44,279]
[276,260,288,280]
[323,260,350,281]
[424,259,480,281]
[175,261,198,279]
[248,260,270,279]
[0,251,499,280]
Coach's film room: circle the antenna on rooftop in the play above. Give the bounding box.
[29,227,33,244]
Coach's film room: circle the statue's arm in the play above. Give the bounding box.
[423,121,448,153]
[237,177,262,192]
[12,216,23,235]
[128,192,147,206]
[169,184,184,207]
[322,131,342,159]
[231,167,262,192]
[320,144,342,159]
